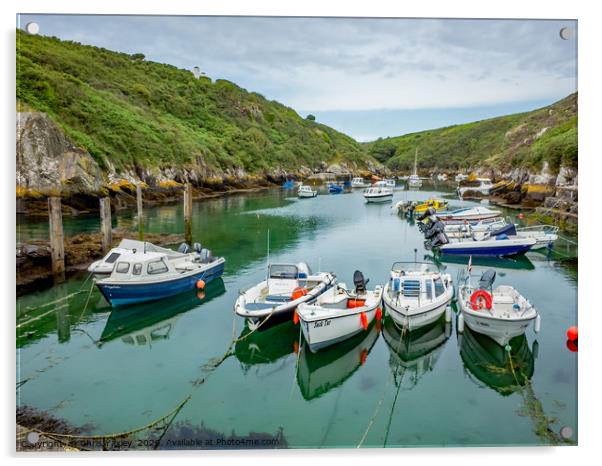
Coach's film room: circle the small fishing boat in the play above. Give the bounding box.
[382,262,454,330]
[457,269,540,346]
[328,183,344,194]
[297,271,383,352]
[413,199,448,214]
[384,178,396,188]
[350,177,371,188]
[455,173,469,183]
[439,227,536,256]
[444,218,508,239]
[515,225,559,250]
[234,262,336,328]
[297,184,318,198]
[363,181,393,203]
[88,239,182,277]
[457,178,493,197]
[437,206,502,223]
[96,246,225,307]
[408,148,422,188]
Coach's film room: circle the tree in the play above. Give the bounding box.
[306,114,316,121]
[131,53,145,61]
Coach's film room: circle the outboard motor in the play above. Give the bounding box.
[353,270,370,294]
[193,242,202,253]
[178,243,190,254]
[416,206,437,222]
[199,248,214,263]
[479,269,496,290]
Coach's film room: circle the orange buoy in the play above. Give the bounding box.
[291,287,308,301]
[196,279,206,290]
[360,312,368,331]
[293,309,299,325]
[518,213,524,219]
[567,326,578,342]
[359,348,368,365]
[196,291,206,300]
[375,307,383,321]
[566,339,578,352]
[347,298,366,309]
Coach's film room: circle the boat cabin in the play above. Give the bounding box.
[389,263,451,304]
[266,263,310,298]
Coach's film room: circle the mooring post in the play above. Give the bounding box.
[48,196,65,282]
[184,183,193,245]
[99,197,112,253]
[137,183,144,241]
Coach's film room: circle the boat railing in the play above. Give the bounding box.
[516,224,559,234]
[390,261,440,273]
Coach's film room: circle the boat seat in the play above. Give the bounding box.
[244,303,279,311]
[265,295,292,303]
[492,295,515,304]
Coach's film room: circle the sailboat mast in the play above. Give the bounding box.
[414,148,418,176]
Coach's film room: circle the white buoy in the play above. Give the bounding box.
[534,314,541,333]
[457,313,464,333]
[445,305,452,323]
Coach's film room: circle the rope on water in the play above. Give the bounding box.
[357,371,394,448]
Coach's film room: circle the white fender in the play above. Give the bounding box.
[534,314,541,333]
[445,305,452,323]
[457,313,464,333]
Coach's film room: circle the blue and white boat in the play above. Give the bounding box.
[282,179,295,189]
[439,224,536,257]
[437,206,502,224]
[328,183,344,194]
[96,244,225,307]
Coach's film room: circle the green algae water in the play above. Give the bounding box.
[16,183,578,448]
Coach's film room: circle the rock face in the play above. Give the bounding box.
[16,112,105,194]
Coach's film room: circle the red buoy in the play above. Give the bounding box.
[518,213,524,219]
[196,279,206,290]
[293,309,299,325]
[470,290,492,310]
[567,326,578,342]
[360,312,368,330]
[375,307,383,321]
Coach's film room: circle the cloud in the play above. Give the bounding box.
[19,15,577,112]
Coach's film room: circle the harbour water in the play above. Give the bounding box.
[16,182,578,448]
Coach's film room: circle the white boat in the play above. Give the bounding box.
[297,271,383,352]
[297,184,318,198]
[439,235,536,257]
[234,262,336,328]
[382,262,453,330]
[457,269,540,346]
[457,178,493,197]
[436,173,448,181]
[516,225,559,250]
[351,177,371,188]
[88,238,187,277]
[408,148,422,188]
[444,218,508,239]
[384,178,396,188]
[437,206,502,223]
[363,182,393,203]
[455,173,469,183]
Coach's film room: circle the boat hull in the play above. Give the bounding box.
[298,191,317,198]
[382,283,453,330]
[97,259,225,307]
[439,241,534,257]
[460,307,536,346]
[364,194,393,203]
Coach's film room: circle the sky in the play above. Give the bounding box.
[17,15,577,141]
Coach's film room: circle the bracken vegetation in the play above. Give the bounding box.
[366,94,577,173]
[16,30,369,175]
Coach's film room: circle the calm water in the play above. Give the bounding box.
[16,183,578,448]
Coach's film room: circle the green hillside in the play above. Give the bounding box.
[367,94,577,173]
[16,30,369,177]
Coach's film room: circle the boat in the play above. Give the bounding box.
[408,148,422,188]
[363,181,393,203]
[234,262,336,328]
[297,319,380,400]
[515,225,559,250]
[297,184,318,198]
[444,217,508,239]
[455,173,469,183]
[384,178,396,188]
[95,245,226,307]
[350,177,371,188]
[457,269,540,346]
[382,262,453,330]
[413,199,448,214]
[437,206,502,223]
[439,231,536,257]
[457,178,493,197]
[297,271,384,352]
[88,238,182,277]
[436,173,448,181]
[282,179,296,189]
[328,183,344,194]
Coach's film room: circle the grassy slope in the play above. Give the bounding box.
[16,30,369,175]
[366,94,577,173]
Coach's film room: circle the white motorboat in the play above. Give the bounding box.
[297,184,318,198]
[88,238,186,277]
[382,262,454,330]
[408,148,422,188]
[437,206,502,223]
[455,173,469,183]
[438,224,536,257]
[457,178,493,197]
[297,271,383,352]
[515,225,559,250]
[444,218,508,239]
[384,178,396,188]
[351,177,371,188]
[234,262,336,328]
[457,269,540,346]
[363,182,393,203]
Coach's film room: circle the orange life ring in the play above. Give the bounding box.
[291,287,308,301]
[470,290,492,311]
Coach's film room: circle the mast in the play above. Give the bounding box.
[413,148,418,176]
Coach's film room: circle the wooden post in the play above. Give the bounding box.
[184,183,193,245]
[137,183,144,241]
[48,197,65,282]
[99,197,112,253]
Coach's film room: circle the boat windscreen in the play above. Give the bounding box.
[269,264,298,279]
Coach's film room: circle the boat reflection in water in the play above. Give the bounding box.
[99,278,226,347]
[234,320,299,370]
[458,326,535,395]
[297,320,381,400]
[424,253,535,271]
[382,315,450,390]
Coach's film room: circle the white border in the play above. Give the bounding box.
[2,1,599,465]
